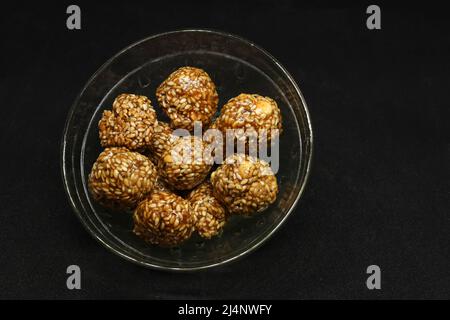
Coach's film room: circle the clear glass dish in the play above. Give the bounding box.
[61,30,313,271]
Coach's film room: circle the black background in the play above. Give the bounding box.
[0,1,449,299]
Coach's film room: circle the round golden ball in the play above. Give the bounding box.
[88,147,157,210]
[158,136,213,190]
[133,190,194,247]
[156,67,218,131]
[188,182,227,239]
[98,94,157,151]
[211,154,278,215]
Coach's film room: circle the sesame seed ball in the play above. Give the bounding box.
[188,182,227,239]
[210,154,278,215]
[214,93,282,144]
[98,93,157,151]
[158,136,213,190]
[156,67,219,131]
[133,190,194,247]
[88,147,157,210]
[145,121,178,164]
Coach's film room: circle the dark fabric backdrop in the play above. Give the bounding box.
[0,1,448,299]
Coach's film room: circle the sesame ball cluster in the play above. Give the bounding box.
[88,66,282,248]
